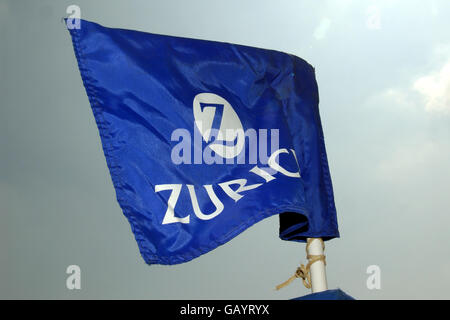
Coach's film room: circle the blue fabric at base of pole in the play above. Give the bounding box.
[293,289,355,300]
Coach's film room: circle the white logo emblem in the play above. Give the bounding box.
[193,93,245,159]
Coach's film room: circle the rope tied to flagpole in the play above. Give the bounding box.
[275,238,326,290]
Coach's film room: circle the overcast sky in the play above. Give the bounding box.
[1,0,449,299]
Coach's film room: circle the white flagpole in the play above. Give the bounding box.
[275,237,328,292]
[306,238,328,293]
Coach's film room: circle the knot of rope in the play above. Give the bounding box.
[275,238,326,290]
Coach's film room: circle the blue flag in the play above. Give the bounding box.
[66,19,339,265]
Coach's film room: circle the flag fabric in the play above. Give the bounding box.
[66,19,339,265]
[293,289,355,300]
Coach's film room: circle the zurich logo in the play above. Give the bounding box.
[193,93,245,159]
